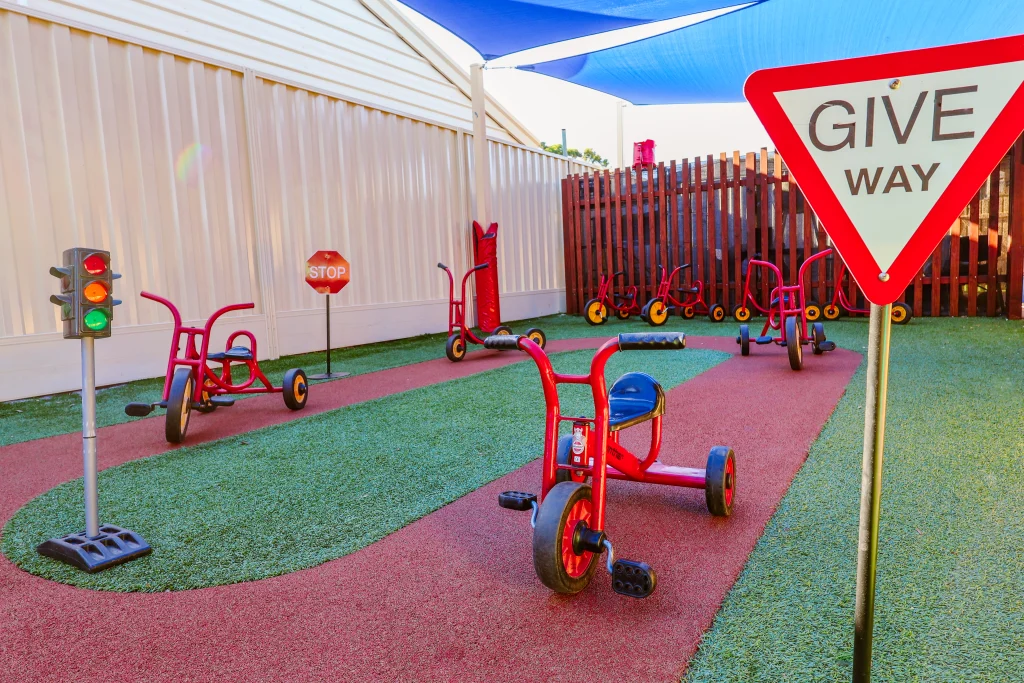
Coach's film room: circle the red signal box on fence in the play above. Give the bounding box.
[633,139,656,167]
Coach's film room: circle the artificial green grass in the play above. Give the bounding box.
[1,346,727,591]
[0,313,668,447]
[682,317,1024,683]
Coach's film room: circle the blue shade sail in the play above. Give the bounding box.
[396,0,762,60]
[521,0,1024,104]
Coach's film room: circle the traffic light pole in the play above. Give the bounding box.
[38,246,151,572]
[852,302,892,682]
[81,338,100,539]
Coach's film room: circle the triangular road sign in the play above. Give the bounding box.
[745,34,1024,305]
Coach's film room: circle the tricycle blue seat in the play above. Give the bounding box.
[208,346,253,362]
[608,372,665,431]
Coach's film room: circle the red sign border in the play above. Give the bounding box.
[744,34,1024,305]
[305,250,350,295]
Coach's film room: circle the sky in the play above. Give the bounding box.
[394,3,772,166]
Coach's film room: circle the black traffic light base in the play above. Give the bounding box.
[37,525,151,573]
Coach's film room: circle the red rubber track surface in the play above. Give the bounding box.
[0,337,860,683]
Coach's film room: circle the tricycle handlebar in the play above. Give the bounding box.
[140,291,182,328]
[437,262,448,270]
[483,334,522,351]
[618,332,686,351]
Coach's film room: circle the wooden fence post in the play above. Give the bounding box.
[1009,135,1024,319]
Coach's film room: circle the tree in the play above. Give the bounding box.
[541,142,609,167]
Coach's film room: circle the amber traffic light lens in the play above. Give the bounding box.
[84,281,109,303]
[83,254,107,275]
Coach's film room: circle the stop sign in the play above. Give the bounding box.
[305,251,350,294]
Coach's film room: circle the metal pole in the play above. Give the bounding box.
[81,337,100,539]
[616,102,625,169]
[852,302,892,682]
[325,294,331,376]
[470,63,491,225]
[562,128,568,158]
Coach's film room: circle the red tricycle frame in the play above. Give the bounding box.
[438,262,545,362]
[495,332,735,598]
[805,261,913,325]
[144,291,279,402]
[734,250,836,370]
[641,264,725,325]
[583,272,642,325]
[125,292,308,443]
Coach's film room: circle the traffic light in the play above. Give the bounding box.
[49,248,122,339]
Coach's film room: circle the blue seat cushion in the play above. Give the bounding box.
[608,372,665,431]
[207,346,253,362]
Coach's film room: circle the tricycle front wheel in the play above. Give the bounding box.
[533,482,600,594]
[445,334,467,362]
[282,368,308,410]
[165,367,194,444]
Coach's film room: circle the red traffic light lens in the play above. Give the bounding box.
[84,281,109,304]
[83,254,107,275]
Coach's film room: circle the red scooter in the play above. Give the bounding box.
[583,272,642,325]
[805,261,913,325]
[124,292,308,443]
[641,264,725,325]
[734,250,836,371]
[438,262,546,362]
[492,331,736,599]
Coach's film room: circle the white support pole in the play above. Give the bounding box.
[470,63,491,225]
[617,101,626,169]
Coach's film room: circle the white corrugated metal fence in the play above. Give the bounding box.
[0,7,589,401]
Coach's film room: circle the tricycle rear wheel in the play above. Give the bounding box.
[705,446,736,517]
[165,367,194,444]
[533,482,600,594]
[524,327,547,349]
[282,368,308,410]
[737,324,750,356]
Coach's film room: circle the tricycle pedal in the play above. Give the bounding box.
[755,336,774,345]
[612,560,657,598]
[816,340,837,352]
[498,491,537,512]
[124,402,155,417]
[209,397,235,407]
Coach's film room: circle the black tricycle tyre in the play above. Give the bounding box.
[165,367,194,444]
[705,446,736,517]
[786,316,803,371]
[533,482,601,594]
[282,368,309,410]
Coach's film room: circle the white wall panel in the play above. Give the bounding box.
[15,0,519,140]
[0,8,591,401]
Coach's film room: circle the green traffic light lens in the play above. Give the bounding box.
[83,308,110,331]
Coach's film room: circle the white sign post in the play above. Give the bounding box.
[745,34,1024,681]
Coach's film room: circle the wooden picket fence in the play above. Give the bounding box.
[560,138,1024,320]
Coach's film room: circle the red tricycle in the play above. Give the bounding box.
[583,271,642,325]
[492,331,736,599]
[641,264,725,325]
[805,260,913,325]
[124,292,308,443]
[733,250,837,371]
[438,262,546,362]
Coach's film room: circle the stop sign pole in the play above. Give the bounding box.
[305,251,351,380]
[745,35,1024,681]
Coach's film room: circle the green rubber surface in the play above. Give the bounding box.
[683,317,1024,683]
[1,347,727,591]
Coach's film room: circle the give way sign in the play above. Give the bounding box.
[745,34,1024,305]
